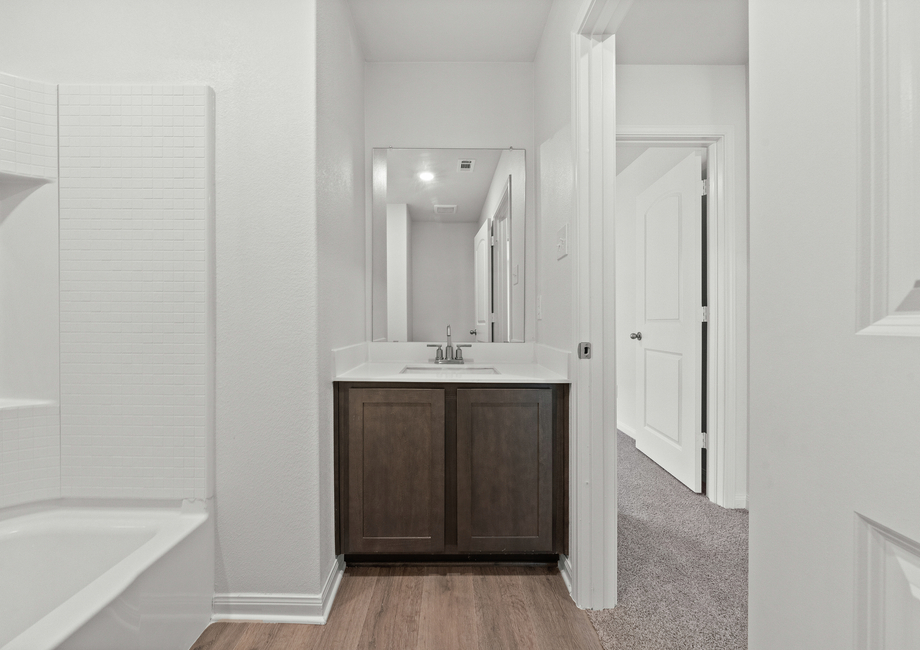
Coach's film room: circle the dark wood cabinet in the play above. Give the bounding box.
[335,382,568,558]
[345,388,445,553]
[457,388,553,553]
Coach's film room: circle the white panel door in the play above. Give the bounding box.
[634,152,702,492]
[473,219,491,342]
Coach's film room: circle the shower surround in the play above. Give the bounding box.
[0,71,215,649]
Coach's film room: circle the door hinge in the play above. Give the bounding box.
[701,306,709,322]
[701,179,709,196]
[698,431,708,449]
[490,235,495,246]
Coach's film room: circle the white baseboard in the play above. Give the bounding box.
[212,556,344,624]
[558,554,574,595]
[617,421,637,439]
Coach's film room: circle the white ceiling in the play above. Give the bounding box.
[386,148,503,222]
[347,0,554,62]
[346,0,747,64]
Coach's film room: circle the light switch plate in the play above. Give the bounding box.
[556,224,568,260]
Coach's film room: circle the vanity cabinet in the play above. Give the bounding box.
[334,382,568,558]
[345,388,445,553]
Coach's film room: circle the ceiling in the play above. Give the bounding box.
[346,0,747,64]
[386,148,503,223]
[347,0,554,62]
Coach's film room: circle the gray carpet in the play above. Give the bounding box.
[587,431,748,650]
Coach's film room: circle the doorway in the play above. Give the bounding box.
[615,145,708,494]
[614,128,745,510]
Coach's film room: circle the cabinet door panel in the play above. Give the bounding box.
[348,388,445,553]
[457,388,553,553]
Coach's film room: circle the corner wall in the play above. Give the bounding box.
[316,0,366,603]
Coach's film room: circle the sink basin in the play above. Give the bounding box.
[400,365,499,375]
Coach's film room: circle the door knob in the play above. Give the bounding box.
[630,332,642,340]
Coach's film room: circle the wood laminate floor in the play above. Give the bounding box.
[191,566,602,650]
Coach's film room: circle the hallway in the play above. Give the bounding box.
[587,432,749,649]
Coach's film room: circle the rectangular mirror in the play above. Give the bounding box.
[371,148,526,343]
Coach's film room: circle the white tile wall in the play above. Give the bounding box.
[58,85,211,500]
[0,72,57,179]
[0,403,61,508]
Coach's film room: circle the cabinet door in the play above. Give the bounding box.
[347,388,445,553]
[457,388,553,553]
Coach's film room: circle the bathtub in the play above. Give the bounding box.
[0,506,212,650]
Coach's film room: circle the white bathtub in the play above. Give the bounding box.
[0,506,212,650]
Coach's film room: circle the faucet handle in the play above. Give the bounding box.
[427,344,444,361]
[455,344,472,361]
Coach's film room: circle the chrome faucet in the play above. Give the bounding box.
[445,325,453,363]
[427,325,471,364]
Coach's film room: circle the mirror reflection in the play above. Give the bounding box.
[371,148,526,343]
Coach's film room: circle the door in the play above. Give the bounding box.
[473,219,491,342]
[633,152,703,492]
[456,388,554,553]
[347,388,445,553]
[492,180,511,343]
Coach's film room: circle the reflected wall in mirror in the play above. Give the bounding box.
[371,148,526,343]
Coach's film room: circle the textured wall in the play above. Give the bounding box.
[533,0,580,354]
[0,402,60,508]
[316,0,366,580]
[0,73,56,178]
[57,84,211,500]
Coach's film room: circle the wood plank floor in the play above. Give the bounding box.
[191,566,602,650]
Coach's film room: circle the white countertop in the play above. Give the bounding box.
[335,362,568,383]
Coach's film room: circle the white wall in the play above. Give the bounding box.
[615,147,700,439]
[532,0,585,603]
[617,64,749,503]
[365,62,535,342]
[316,0,366,592]
[0,0,328,601]
[534,0,581,355]
[411,221,477,343]
[749,1,920,646]
[386,203,411,341]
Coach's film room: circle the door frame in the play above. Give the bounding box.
[568,2,622,611]
[617,127,746,511]
[568,0,746,612]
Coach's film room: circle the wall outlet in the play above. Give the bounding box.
[537,295,543,320]
[556,223,568,260]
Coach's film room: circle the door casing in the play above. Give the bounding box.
[617,127,746,512]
